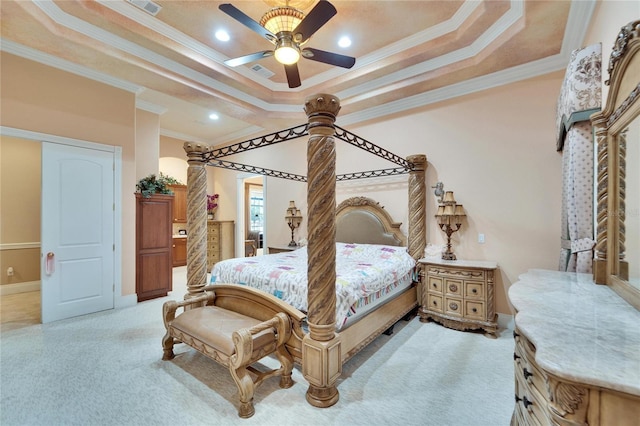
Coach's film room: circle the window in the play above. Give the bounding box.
[249,186,263,233]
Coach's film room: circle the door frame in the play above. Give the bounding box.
[235,173,266,258]
[0,126,123,307]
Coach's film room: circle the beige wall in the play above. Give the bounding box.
[0,52,137,296]
[135,109,161,180]
[350,73,565,315]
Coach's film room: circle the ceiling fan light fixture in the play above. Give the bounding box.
[260,7,304,34]
[275,44,300,65]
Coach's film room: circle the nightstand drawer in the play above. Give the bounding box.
[427,294,443,313]
[464,281,484,299]
[445,278,463,296]
[464,300,485,319]
[428,276,443,293]
[445,296,462,317]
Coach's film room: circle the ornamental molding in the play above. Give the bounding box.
[607,20,640,84]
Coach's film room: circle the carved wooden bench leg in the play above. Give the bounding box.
[275,345,294,389]
[229,364,256,418]
[161,300,179,360]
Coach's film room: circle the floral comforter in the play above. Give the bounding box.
[210,242,416,329]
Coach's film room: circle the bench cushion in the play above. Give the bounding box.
[170,306,275,357]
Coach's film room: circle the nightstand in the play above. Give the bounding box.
[418,258,498,337]
[268,245,299,254]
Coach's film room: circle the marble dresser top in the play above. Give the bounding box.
[509,269,640,397]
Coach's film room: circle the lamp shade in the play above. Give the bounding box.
[443,191,456,204]
[443,205,455,216]
[454,204,466,217]
[260,7,304,34]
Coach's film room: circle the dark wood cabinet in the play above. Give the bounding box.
[172,237,187,267]
[136,193,173,302]
[168,184,187,223]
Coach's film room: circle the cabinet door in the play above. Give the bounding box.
[136,194,173,301]
[172,238,187,267]
[169,184,187,223]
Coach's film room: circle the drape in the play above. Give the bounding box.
[557,44,601,273]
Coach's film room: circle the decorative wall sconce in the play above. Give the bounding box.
[435,191,466,260]
[285,201,303,247]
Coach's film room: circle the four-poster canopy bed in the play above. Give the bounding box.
[162,93,427,417]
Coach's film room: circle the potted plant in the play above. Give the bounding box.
[136,173,179,198]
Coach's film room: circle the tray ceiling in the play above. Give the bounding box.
[0,1,596,145]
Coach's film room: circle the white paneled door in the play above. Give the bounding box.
[41,142,115,323]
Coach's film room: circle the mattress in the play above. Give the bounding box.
[210,242,416,330]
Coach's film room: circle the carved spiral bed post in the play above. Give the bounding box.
[302,93,341,408]
[407,154,427,261]
[183,142,210,299]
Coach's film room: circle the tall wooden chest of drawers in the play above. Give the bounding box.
[418,259,498,337]
[207,220,235,270]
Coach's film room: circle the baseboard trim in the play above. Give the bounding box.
[1,281,41,295]
[116,293,137,309]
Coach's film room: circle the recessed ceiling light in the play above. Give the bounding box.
[338,36,351,48]
[215,30,230,42]
[209,113,219,120]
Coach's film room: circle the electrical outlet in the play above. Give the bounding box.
[7,266,14,276]
[478,233,485,244]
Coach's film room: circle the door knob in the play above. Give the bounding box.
[45,252,55,275]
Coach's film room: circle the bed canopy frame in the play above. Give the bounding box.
[181,93,427,408]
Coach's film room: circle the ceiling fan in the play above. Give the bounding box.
[219,0,356,88]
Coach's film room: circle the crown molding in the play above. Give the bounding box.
[337,1,524,101]
[31,0,300,112]
[160,124,265,146]
[339,53,569,126]
[0,39,143,94]
[136,99,168,115]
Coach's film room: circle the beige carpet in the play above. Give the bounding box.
[0,267,515,425]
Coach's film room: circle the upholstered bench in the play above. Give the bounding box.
[162,290,294,418]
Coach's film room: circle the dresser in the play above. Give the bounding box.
[418,259,498,337]
[207,220,235,270]
[509,270,640,425]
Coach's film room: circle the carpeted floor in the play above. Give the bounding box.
[0,267,515,425]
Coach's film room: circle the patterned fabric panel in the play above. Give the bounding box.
[555,43,601,150]
[210,242,416,329]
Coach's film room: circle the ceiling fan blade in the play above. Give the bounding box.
[284,64,301,88]
[302,48,355,69]
[219,3,276,42]
[292,0,337,43]
[224,51,274,67]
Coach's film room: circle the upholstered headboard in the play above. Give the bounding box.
[335,197,406,247]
